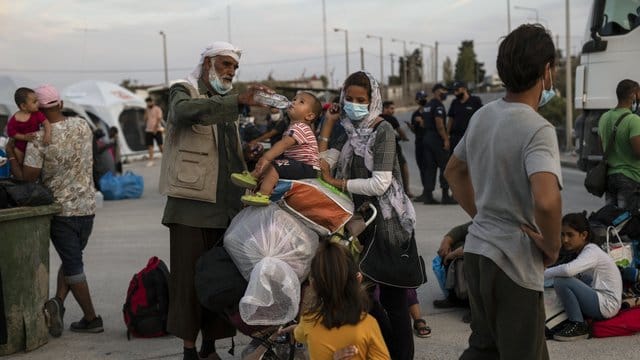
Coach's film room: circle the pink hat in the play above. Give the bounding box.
[34,84,61,108]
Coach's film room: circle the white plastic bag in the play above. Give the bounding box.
[239,257,300,325]
[224,204,319,280]
[224,204,318,325]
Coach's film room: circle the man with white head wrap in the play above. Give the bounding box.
[159,41,273,360]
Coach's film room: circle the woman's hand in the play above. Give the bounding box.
[325,103,341,124]
[437,236,453,258]
[320,159,333,181]
[333,345,358,360]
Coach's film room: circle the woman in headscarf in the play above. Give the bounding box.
[319,71,422,360]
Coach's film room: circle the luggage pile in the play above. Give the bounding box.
[196,178,364,331]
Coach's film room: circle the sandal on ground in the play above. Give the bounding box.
[231,171,257,189]
[413,319,432,338]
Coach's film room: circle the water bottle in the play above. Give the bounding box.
[253,91,290,109]
[95,190,104,209]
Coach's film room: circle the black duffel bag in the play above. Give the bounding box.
[0,178,54,209]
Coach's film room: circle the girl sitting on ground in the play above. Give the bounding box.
[544,212,623,341]
[293,241,390,359]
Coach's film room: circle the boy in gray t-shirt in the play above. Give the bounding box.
[445,24,562,360]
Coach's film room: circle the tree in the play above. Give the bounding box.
[454,40,485,86]
[398,49,423,84]
[443,57,453,85]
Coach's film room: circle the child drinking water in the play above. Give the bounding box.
[544,212,623,341]
[7,87,51,164]
[293,241,390,359]
[231,91,321,206]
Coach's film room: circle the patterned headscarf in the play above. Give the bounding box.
[335,71,416,235]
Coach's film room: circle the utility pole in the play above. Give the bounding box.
[434,41,438,83]
[507,0,512,33]
[334,28,349,79]
[565,0,573,151]
[392,38,408,101]
[390,53,395,78]
[366,34,384,85]
[159,31,168,86]
[227,5,231,43]
[360,47,364,70]
[322,0,329,93]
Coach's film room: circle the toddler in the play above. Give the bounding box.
[231,91,321,206]
[7,87,51,164]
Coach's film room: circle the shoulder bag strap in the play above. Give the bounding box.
[603,112,632,161]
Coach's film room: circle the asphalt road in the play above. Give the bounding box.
[7,109,636,360]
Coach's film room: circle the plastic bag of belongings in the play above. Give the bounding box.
[270,178,353,236]
[224,204,319,325]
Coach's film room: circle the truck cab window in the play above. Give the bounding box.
[600,0,640,36]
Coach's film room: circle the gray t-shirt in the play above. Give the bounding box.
[453,98,563,291]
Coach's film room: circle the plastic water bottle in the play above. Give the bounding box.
[95,191,104,209]
[253,91,290,109]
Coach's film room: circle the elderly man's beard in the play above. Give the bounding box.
[208,69,233,95]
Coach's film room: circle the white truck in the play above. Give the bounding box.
[575,0,640,170]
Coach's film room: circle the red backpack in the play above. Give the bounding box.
[122,257,170,339]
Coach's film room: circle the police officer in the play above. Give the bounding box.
[407,90,428,201]
[447,81,483,152]
[422,83,455,204]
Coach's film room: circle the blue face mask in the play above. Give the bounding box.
[538,69,556,108]
[343,101,369,120]
[208,60,233,95]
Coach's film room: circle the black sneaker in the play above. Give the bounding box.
[43,297,65,338]
[462,311,472,324]
[413,194,427,202]
[441,194,457,205]
[553,321,589,341]
[433,298,461,308]
[70,315,104,333]
[423,194,440,205]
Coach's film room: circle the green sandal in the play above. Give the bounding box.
[231,171,257,189]
[241,192,271,206]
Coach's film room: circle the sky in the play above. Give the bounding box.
[0,0,593,90]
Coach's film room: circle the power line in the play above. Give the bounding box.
[0,52,359,74]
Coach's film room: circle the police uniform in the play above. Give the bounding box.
[421,98,449,197]
[448,95,483,152]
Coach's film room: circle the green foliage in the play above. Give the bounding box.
[453,40,485,85]
[538,95,566,127]
[443,57,453,86]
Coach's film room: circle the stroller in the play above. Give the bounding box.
[195,179,377,359]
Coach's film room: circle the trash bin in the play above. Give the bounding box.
[0,204,60,356]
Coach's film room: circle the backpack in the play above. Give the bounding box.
[194,247,247,313]
[122,256,170,339]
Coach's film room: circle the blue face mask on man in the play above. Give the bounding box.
[343,101,369,120]
[209,59,233,95]
[538,67,556,108]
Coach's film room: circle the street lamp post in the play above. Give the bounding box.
[366,34,384,84]
[334,28,349,79]
[410,41,434,84]
[159,31,168,86]
[392,38,408,101]
[565,0,573,151]
[514,5,539,23]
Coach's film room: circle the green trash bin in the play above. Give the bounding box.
[0,204,61,356]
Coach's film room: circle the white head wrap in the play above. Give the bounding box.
[187,41,242,88]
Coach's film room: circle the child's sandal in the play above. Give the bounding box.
[413,319,432,338]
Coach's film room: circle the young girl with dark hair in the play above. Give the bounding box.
[545,212,623,341]
[293,241,389,359]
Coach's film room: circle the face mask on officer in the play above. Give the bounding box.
[439,92,448,101]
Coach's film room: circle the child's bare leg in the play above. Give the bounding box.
[258,165,279,196]
[14,148,24,165]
